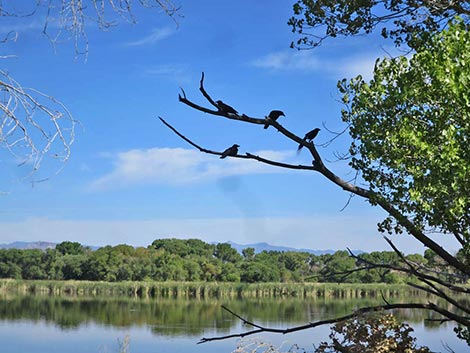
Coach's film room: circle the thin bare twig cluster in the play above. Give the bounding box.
[40,0,182,58]
[0,1,180,181]
[0,70,77,181]
[0,1,181,58]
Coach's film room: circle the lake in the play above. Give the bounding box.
[0,294,467,353]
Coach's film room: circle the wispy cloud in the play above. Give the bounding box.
[335,56,377,80]
[126,27,174,46]
[251,51,321,71]
[141,63,190,83]
[251,50,377,80]
[90,147,293,190]
[0,19,49,35]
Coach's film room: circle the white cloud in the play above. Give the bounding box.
[251,50,377,80]
[0,216,460,254]
[90,147,293,190]
[251,51,321,71]
[335,56,377,80]
[126,27,174,46]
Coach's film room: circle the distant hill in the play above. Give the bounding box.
[0,241,57,251]
[0,241,100,251]
[225,241,355,256]
[1,240,361,255]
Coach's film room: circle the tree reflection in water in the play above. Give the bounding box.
[0,294,459,336]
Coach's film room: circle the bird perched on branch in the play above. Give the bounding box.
[216,100,238,115]
[264,110,285,129]
[220,144,240,159]
[297,128,320,152]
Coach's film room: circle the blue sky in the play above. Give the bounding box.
[0,1,460,253]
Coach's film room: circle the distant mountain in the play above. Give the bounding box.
[0,241,100,251]
[0,241,57,251]
[1,240,361,255]
[225,241,353,256]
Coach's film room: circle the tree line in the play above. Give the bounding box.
[0,239,457,284]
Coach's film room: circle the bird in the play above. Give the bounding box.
[297,128,320,152]
[220,144,240,159]
[216,100,238,115]
[264,110,285,129]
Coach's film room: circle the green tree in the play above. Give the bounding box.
[242,247,255,260]
[19,250,48,279]
[183,259,203,281]
[151,238,191,257]
[186,239,216,257]
[289,0,470,49]
[339,20,470,247]
[357,251,402,284]
[279,251,311,279]
[83,246,123,281]
[61,254,87,280]
[56,241,87,256]
[320,251,358,283]
[218,262,240,282]
[240,261,281,283]
[214,243,243,264]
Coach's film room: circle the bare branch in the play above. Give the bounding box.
[175,74,470,273]
[159,116,316,170]
[199,302,470,344]
[244,152,316,171]
[348,243,470,295]
[177,73,371,199]
[164,74,470,342]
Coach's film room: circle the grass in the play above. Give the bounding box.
[0,278,422,299]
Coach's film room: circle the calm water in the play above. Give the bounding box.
[0,295,467,353]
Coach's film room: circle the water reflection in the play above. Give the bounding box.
[0,294,455,336]
[1,294,468,352]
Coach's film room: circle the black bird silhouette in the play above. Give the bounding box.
[216,100,238,115]
[297,128,320,152]
[220,144,240,159]
[264,110,285,129]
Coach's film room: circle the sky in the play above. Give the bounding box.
[0,0,460,254]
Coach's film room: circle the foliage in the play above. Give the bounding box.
[339,19,470,247]
[233,314,431,353]
[0,240,436,284]
[289,0,470,48]
[314,313,431,353]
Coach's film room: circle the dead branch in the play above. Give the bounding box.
[159,116,317,170]
[347,245,470,295]
[175,72,370,196]
[199,302,470,344]
[167,73,469,277]
[162,73,470,342]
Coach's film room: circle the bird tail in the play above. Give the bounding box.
[297,137,307,153]
[264,124,269,129]
[220,155,226,159]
